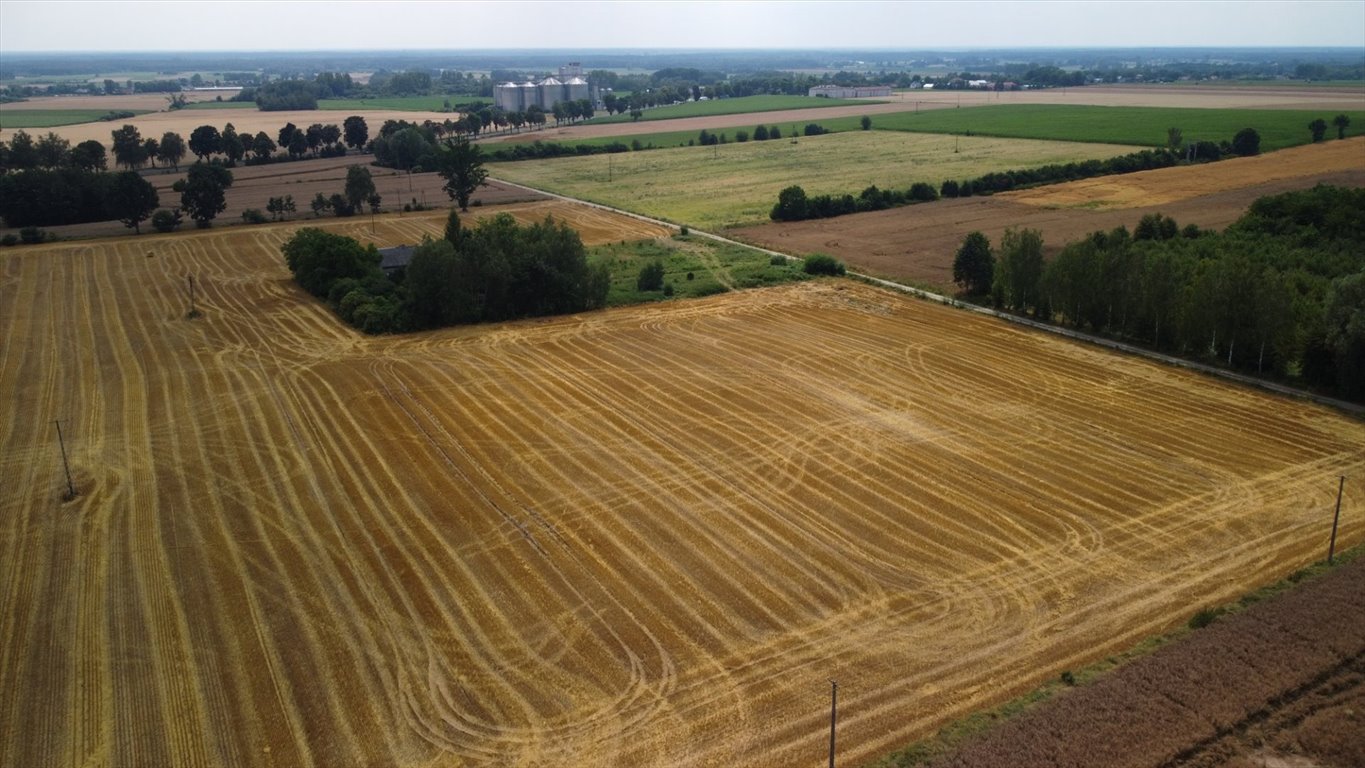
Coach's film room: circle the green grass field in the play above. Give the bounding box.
[586,94,878,124]
[489,131,1139,230]
[0,109,153,128]
[866,105,1365,152]
[495,104,1365,157]
[595,235,807,305]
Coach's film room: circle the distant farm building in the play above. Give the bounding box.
[807,85,893,98]
[377,245,415,276]
[494,62,596,112]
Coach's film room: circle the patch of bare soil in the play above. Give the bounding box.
[729,138,1365,290]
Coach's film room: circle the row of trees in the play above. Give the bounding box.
[1,130,112,173]
[0,169,158,230]
[0,156,233,231]
[770,147,1183,222]
[282,209,608,333]
[771,181,940,222]
[951,186,1365,400]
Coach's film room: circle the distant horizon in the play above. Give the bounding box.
[3,1,1363,53]
[5,45,1365,56]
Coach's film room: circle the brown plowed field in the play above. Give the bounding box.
[731,137,1365,289]
[3,217,1363,767]
[929,556,1365,768]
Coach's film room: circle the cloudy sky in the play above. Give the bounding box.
[2,0,1363,52]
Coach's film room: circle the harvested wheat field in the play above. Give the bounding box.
[2,213,1363,767]
[1003,135,1365,209]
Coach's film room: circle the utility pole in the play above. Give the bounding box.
[55,419,75,500]
[828,680,838,768]
[1328,475,1345,564]
[186,274,200,318]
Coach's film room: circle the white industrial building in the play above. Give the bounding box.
[807,84,893,98]
[494,63,595,113]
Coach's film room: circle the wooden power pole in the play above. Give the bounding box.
[1328,475,1345,564]
[55,419,75,500]
[828,680,838,768]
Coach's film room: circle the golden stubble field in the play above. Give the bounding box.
[2,207,1363,767]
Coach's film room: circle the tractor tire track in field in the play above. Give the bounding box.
[2,206,1364,767]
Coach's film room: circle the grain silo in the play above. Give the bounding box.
[494,82,521,112]
[564,76,590,103]
[537,77,562,109]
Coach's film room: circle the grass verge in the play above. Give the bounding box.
[596,234,808,306]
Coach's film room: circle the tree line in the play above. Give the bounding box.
[0,117,370,229]
[951,185,1365,401]
[282,209,609,334]
[770,147,1184,222]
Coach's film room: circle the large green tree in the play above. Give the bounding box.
[770,185,809,221]
[343,115,368,149]
[1231,127,1260,156]
[1309,118,1329,143]
[69,140,107,172]
[1323,272,1365,400]
[188,125,220,161]
[433,135,488,211]
[221,123,244,165]
[110,124,147,169]
[158,131,186,170]
[952,231,995,295]
[251,132,276,161]
[1333,113,1351,139]
[993,227,1045,314]
[179,163,233,227]
[35,132,70,168]
[6,130,39,170]
[106,171,159,234]
[343,165,376,211]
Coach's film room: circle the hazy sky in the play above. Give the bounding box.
[2,0,1364,52]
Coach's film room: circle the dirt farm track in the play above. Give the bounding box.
[2,209,1364,767]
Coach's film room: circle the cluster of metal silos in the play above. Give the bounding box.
[493,72,593,113]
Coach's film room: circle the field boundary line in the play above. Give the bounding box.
[490,176,1365,417]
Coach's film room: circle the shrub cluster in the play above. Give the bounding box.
[802,254,846,276]
[485,140,631,162]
